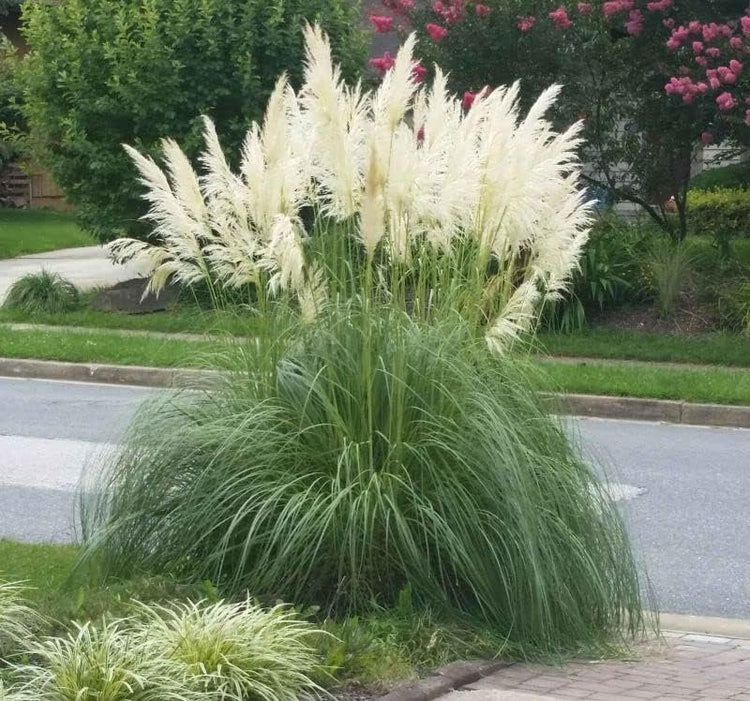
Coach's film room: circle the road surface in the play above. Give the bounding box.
[1,376,749,618]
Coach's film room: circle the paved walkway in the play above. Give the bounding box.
[0,246,150,301]
[444,633,750,700]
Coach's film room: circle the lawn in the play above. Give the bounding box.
[539,358,750,406]
[1,326,748,405]
[537,328,750,368]
[0,209,92,259]
[0,301,261,336]
[0,326,222,367]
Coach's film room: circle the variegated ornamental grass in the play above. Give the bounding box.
[110,25,591,352]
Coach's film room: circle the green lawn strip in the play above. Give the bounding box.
[0,209,92,259]
[0,327,220,367]
[537,358,750,406]
[0,303,261,336]
[537,328,750,368]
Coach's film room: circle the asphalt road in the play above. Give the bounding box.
[1,376,749,619]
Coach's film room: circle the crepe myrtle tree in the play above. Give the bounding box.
[367,0,749,242]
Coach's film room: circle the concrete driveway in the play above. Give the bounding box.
[0,246,151,302]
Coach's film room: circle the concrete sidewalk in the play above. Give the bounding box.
[0,246,150,301]
[442,632,750,700]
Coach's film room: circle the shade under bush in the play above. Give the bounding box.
[80,310,645,652]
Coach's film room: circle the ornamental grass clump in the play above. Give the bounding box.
[131,599,323,701]
[0,580,38,662]
[85,25,647,653]
[10,619,165,701]
[81,312,644,650]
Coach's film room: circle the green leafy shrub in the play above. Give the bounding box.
[715,280,750,333]
[3,270,79,314]
[690,161,750,192]
[543,217,648,332]
[19,0,367,242]
[688,187,750,258]
[80,311,644,652]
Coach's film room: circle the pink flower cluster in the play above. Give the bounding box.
[433,0,466,25]
[517,15,536,32]
[646,0,672,11]
[625,9,644,36]
[549,6,573,30]
[369,15,394,33]
[426,22,449,41]
[369,52,396,75]
[602,0,633,20]
[381,0,414,14]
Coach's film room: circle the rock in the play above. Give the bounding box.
[90,277,180,314]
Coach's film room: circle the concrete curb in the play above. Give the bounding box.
[543,392,750,429]
[1,357,749,428]
[660,613,750,640]
[377,661,510,701]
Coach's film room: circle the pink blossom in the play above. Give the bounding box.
[709,76,721,89]
[702,23,720,43]
[718,66,738,84]
[716,91,737,111]
[425,23,449,41]
[646,0,672,10]
[462,90,478,110]
[549,6,573,30]
[625,9,644,36]
[730,59,743,74]
[662,18,675,29]
[602,0,633,20]
[730,37,744,51]
[516,15,536,31]
[475,3,491,17]
[382,0,415,14]
[696,82,709,93]
[369,52,396,74]
[411,62,427,83]
[701,131,714,145]
[692,41,704,54]
[688,21,702,35]
[577,2,593,14]
[745,109,750,126]
[695,56,708,67]
[369,15,394,33]
[742,16,750,38]
[706,48,721,58]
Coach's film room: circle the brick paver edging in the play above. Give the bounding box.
[1,357,749,429]
[378,633,750,701]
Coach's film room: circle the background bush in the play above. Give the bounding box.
[688,187,750,261]
[19,0,366,242]
[543,216,649,332]
[689,161,750,192]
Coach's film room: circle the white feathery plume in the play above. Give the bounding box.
[485,278,542,353]
[116,24,591,351]
[301,24,369,219]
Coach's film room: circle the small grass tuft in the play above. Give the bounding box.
[3,271,80,315]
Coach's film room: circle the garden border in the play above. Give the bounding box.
[0,357,749,429]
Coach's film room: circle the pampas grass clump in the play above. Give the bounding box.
[80,311,644,651]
